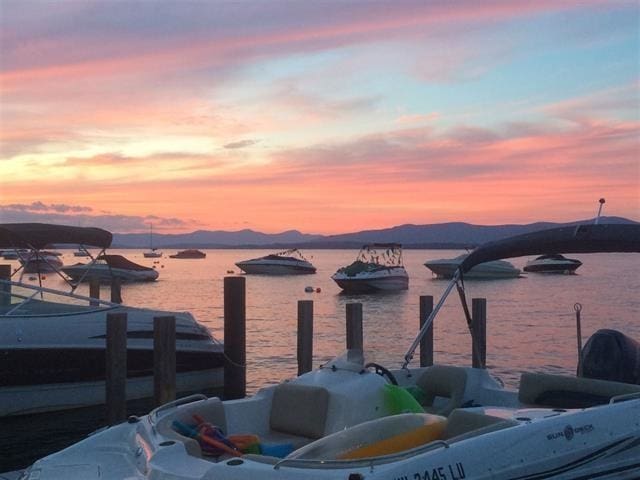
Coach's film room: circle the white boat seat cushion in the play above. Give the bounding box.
[518,372,640,408]
[269,383,330,439]
[416,365,467,416]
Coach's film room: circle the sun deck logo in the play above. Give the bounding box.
[547,424,593,441]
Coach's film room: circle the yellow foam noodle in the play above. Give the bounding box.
[338,419,446,460]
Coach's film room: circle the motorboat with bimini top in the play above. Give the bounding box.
[235,249,316,275]
[424,254,521,279]
[23,223,640,479]
[332,243,409,292]
[523,253,582,274]
[62,254,159,283]
[170,249,206,259]
[0,223,224,418]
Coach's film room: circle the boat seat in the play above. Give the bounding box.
[518,372,640,408]
[416,365,468,416]
[157,397,227,457]
[442,409,518,442]
[260,383,330,449]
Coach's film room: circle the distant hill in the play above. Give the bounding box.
[111,216,637,249]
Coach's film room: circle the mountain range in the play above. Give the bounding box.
[112,216,637,249]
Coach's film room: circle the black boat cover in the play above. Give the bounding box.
[0,223,112,249]
[460,224,640,274]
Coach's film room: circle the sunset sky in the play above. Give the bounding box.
[1,1,638,234]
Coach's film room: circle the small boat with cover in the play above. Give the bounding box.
[0,223,224,418]
[523,253,582,274]
[62,254,159,283]
[424,254,520,279]
[22,224,640,479]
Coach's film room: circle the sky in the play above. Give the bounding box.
[1,0,638,234]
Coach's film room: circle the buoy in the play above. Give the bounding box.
[29,276,37,281]
[316,287,321,293]
[304,286,314,293]
[227,270,234,274]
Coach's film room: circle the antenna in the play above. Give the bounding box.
[595,198,605,225]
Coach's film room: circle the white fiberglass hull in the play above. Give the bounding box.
[332,267,409,292]
[0,301,223,417]
[425,258,520,279]
[62,264,159,282]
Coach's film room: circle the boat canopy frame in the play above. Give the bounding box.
[403,224,640,369]
[0,223,112,291]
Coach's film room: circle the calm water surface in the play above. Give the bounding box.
[2,248,639,470]
[45,248,640,390]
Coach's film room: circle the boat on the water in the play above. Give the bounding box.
[18,250,64,273]
[332,243,409,292]
[170,249,206,259]
[143,224,163,258]
[424,254,521,279]
[235,249,316,275]
[62,254,159,283]
[23,223,640,479]
[0,223,223,417]
[523,253,582,274]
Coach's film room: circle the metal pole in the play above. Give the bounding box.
[403,270,460,368]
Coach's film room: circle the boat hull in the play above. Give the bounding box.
[332,272,409,292]
[62,264,159,282]
[236,261,316,275]
[0,303,223,417]
[425,259,521,279]
[523,262,582,273]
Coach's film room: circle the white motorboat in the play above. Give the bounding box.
[0,223,223,418]
[235,249,316,275]
[18,250,64,273]
[332,243,409,292]
[62,254,159,283]
[143,224,163,258]
[424,254,521,279]
[523,254,582,274]
[23,223,640,479]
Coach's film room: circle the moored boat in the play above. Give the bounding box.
[170,249,206,259]
[523,253,582,274]
[332,243,408,292]
[0,223,223,418]
[235,249,316,275]
[62,254,159,283]
[424,254,521,279]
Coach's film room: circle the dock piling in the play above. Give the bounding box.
[89,278,100,306]
[471,298,487,368]
[297,300,314,375]
[346,302,363,350]
[0,264,11,306]
[224,276,246,400]
[419,295,434,367]
[106,312,127,425]
[154,315,176,406]
[110,277,122,304]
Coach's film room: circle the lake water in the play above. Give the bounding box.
[2,248,639,470]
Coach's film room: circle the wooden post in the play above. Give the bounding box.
[297,300,314,375]
[89,278,100,306]
[110,277,122,304]
[154,315,176,406]
[0,264,11,307]
[346,303,363,350]
[471,298,487,368]
[419,295,434,367]
[224,276,246,400]
[106,312,127,425]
